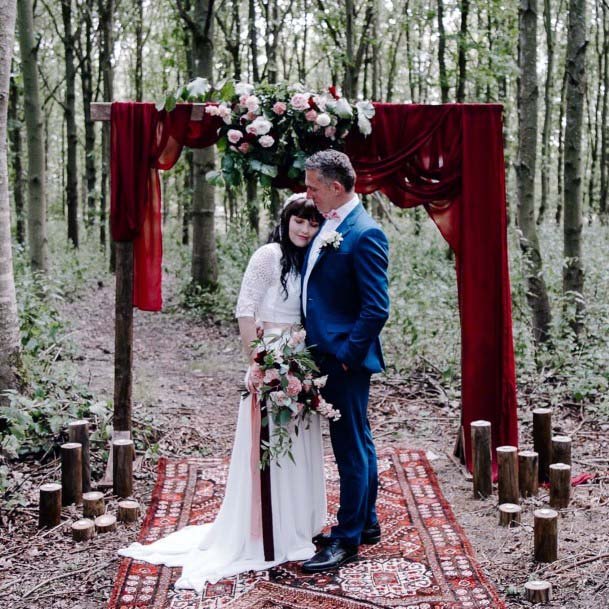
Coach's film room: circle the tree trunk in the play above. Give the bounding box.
[135,0,143,101]
[371,0,379,100]
[599,3,608,217]
[516,0,553,346]
[386,2,407,102]
[17,0,47,271]
[8,66,25,245]
[456,0,470,102]
[187,0,218,288]
[556,68,567,224]
[61,0,79,248]
[0,0,23,400]
[343,0,355,98]
[437,0,449,103]
[98,0,113,253]
[562,0,586,336]
[248,0,259,82]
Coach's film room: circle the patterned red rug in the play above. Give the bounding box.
[108,448,506,608]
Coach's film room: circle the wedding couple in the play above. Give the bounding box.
[118,150,390,591]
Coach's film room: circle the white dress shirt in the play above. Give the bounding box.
[302,196,359,316]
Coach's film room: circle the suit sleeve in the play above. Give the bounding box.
[336,227,390,369]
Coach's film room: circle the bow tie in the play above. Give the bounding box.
[322,209,340,220]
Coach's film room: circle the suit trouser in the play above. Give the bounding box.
[320,356,378,546]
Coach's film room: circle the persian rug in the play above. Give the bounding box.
[108,448,506,609]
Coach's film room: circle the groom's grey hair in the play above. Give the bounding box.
[305,150,356,192]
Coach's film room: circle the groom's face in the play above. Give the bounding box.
[305,169,342,214]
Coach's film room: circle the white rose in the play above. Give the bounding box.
[259,134,275,148]
[316,113,331,127]
[235,82,254,97]
[186,77,210,97]
[246,116,273,136]
[335,98,353,118]
[245,95,260,113]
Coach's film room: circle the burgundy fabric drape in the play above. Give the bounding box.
[347,103,518,473]
[110,101,518,473]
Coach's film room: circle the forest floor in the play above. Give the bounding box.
[1,271,608,609]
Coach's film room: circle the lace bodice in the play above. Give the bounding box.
[235,243,301,324]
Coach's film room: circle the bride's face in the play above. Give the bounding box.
[288,215,320,248]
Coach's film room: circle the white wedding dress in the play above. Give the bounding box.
[118,242,327,592]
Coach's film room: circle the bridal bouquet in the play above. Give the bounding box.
[247,327,340,469]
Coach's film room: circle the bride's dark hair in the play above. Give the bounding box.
[268,195,324,298]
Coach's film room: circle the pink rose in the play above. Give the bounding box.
[272,101,287,115]
[290,93,310,111]
[286,375,302,397]
[259,134,275,148]
[271,390,287,405]
[227,129,243,144]
[245,95,260,113]
[305,109,317,122]
[239,94,249,107]
[324,126,337,139]
[264,368,280,384]
[238,142,250,154]
[245,111,258,121]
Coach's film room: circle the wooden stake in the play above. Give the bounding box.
[519,450,539,498]
[118,500,140,523]
[61,442,83,506]
[534,508,558,563]
[38,483,62,528]
[498,502,522,527]
[94,514,117,534]
[524,580,552,603]
[549,463,571,509]
[471,420,492,498]
[68,420,91,493]
[113,439,134,498]
[497,445,519,504]
[533,408,552,483]
[551,435,572,466]
[83,491,105,518]
[71,518,95,542]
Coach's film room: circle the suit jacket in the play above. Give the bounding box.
[302,203,390,374]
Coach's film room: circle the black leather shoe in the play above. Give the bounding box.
[313,523,381,547]
[302,539,358,573]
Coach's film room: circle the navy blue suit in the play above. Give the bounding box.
[302,203,390,545]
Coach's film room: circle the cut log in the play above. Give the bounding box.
[497,445,519,504]
[519,450,539,498]
[498,502,522,527]
[533,408,552,483]
[94,514,117,534]
[551,435,572,466]
[61,442,83,506]
[38,483,62,528]
[83,491,105,518]
[471,420,492,498]
[534,508,558,563]
[524,580,552,603]
[549,463,571,509]
[113,439,134,498]
[71,518,95,541]
[118,500,140,523]
[68,420,91,492]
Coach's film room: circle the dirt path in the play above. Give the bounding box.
[1,274,607,608]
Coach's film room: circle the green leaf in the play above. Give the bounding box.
[219,80,236,101]
[165,95,177,113]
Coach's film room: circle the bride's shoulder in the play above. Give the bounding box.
[249,242,282,263]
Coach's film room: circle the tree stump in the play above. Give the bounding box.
[498,503,521,527]
[497,445,519,504]
[38,483,62,528]
[533,408,552,483]
[551,435,572,466]
[518,450,539,498]
[549,463,571,509]
[94,514,117,534]
[524,580,552,603]
[68,420,91,493]
[471,420,492,498]
[72,518,95,541]
[113,439,134,498]
[118,500,140,523]
[83,491,105,518]
[534,508,558,563]
[61,442,83,506]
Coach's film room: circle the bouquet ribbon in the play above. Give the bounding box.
[250,391,275,561]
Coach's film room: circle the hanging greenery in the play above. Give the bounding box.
[160,78,375,189]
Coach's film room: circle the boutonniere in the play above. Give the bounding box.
[319,230,344,250]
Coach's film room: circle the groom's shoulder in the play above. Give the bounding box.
[355,208,387,238]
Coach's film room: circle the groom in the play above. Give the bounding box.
[300,150,390,572]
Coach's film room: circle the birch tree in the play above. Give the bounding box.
[0,0,23,399]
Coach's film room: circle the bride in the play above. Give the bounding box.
[118,194,326,592]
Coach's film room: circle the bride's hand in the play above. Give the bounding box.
[246,364,259,396]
